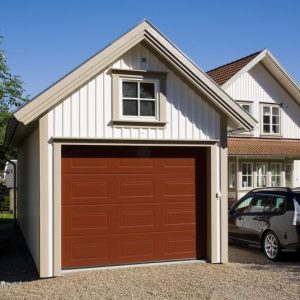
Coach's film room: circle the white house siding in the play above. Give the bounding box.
[48,43,220,141]
[225,63,300,139]
[17,127,40,271]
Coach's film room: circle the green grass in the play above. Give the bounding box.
[0,212,13,224]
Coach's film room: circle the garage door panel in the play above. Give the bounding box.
[162,203,196,230]
[62,146,206,269]
[62,236,112,268]
[119,179,155,198]
[63,204,161,236]
[117,204,158,230]
[62,158,196,175]
[116,235,156,261]
[62,230,196,268]
[62,205,113,236]
[62,157,112,174]
[161,231,196,259]
[62,175,114,205]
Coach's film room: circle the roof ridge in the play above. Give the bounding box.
[207,49,264,73]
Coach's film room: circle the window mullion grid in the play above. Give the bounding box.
[137,82,140,117]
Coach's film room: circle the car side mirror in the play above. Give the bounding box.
[229,210,235,216]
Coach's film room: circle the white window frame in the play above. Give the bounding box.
[285,163,293,187]
[256,163,268,188]
[229,162,236,189]
[270,163,282,187]
[261,104,281,136]
[238,101,252,115]
[241,162,253,189]
[235,101,253,135]
[119,78,160,121]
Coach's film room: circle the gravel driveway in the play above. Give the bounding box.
[0,226,299,299]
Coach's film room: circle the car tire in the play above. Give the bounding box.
[263,231,281,261]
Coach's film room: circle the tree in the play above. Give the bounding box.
[0,36,29,145]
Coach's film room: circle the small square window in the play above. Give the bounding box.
[121,80,158,118]
[238,101,252,115]
[111,69,167,126]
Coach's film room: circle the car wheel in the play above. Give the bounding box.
[263,231,281,261]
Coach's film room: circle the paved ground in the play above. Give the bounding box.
[0,225,299,299]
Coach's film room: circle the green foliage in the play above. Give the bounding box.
[0,211,13,224]
[0,36,29,145]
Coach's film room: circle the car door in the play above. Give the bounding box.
[241,194,281,244]
[228,195,253,241]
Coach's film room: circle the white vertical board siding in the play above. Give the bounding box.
[225,63,300,139]
[17,127,40,271]
[48,43,220,141]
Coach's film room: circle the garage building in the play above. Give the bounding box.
[4,21,256,278]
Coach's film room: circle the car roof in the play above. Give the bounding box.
[247,187,300,197]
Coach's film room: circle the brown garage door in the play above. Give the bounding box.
[62,146,207,269]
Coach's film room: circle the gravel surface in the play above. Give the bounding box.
[0,226,299,299]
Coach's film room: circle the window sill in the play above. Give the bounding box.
[260,135,283,139]
[112,119,167,128]
[229,133,254,137]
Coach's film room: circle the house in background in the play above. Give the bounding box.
[207,49,300,203]
[4,160,17,212]
[4,21,256,278]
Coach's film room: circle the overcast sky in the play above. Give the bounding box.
[1,0,299,98]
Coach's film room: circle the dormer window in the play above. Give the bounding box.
[111,69,167,126]
[121,80,158,118]
[261,104,280,135]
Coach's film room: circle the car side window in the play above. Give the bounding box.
[234,196,253,213]
[247,195,286,213]
[247,196,266,213]
[273,196,286,212]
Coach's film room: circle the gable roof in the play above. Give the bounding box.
[12,20,256,133]
[207,49,300,104]
[206,51,263,86]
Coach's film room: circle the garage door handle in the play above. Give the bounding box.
[253,216,263,221]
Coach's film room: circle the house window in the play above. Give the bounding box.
[270,163,282,187]
[262,105,280,135]
[111,69,167,125]
[285,164,293,187]
[229,162,236,188]
[256,163,267,187]
[241,163,253,188]
[238,101,252,115]
[121,80,158,118]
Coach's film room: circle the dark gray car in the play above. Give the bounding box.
[229,187,300,260]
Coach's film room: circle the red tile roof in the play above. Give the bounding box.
[228,138,300,158]
[206,51,263,85]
